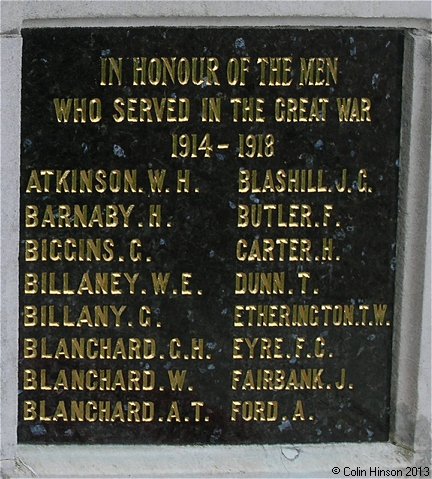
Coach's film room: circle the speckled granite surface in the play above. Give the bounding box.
[19,28,403,444]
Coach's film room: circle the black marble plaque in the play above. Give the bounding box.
[19,27,403,444]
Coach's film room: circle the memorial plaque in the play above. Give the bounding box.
[19,27,403,444]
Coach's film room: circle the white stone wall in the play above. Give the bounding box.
[1,2,430,477]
